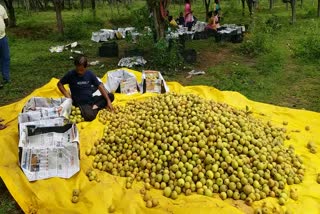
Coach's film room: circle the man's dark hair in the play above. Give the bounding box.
[74,55,88,68]
[168,16,173,22]
[185,0,190,3]
[208,11,213,18]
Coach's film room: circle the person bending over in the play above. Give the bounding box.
[57,55,114,121]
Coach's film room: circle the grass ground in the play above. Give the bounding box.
[0,0,319,212]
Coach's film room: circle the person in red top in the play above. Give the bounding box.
[184,0,193,31]
[205,10,220,31]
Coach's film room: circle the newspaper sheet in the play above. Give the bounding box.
[19,123,80,181]
[18,117,68,147]
[19,97,72,123]
[20,143,79,181]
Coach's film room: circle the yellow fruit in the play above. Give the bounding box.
[71,196,79,203]
[108,204,115,213]
[73,189,80,196]
[146,200,153,208]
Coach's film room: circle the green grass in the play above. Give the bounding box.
[0,178,23,214]
[0,0,320,212]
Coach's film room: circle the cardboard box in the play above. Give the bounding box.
[105,69,140,95]
[141,70,169,94]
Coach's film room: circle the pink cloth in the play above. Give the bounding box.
[184,3,193,23]
[214,15,220,28]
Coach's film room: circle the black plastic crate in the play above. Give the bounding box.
[194,31,208,40]
[231,33,243,43]
[99,41,118,57]
[182,49,197,64]
[124,48,144,57]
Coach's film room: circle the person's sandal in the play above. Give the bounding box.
[0,124,7,130]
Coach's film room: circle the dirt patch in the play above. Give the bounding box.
[195,48,233,71]
[186,45,256,73]
[9,25,56,39]
[173,45,255,86]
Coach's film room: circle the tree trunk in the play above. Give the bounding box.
[80,0,84,11]
[300,0,302,8]
[153,6,165,40]
[148,0,168,41]
[318,0,320,17]
[24,0,30,13]
[269,0,273,10]
[44,0,49,10]
[67,0,71,9]
[290,0,296,23]
[3,0,16,27]
[241,0,245,15]
[246,0,253,16]
[116,0,120,15]
[91,0,96,17]
[204,0,211,21]
[53,0,64,34]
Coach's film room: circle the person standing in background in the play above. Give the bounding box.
[0,4,9,89]
[214,0,221,12]
[184,0,193,31]
[213,0,222,21]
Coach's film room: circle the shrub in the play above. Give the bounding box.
[256,49,284,74]
[264,15,282,33]
[303,8,317,19]
[248,16,282,34]
[209,63,256,92]
[238,33,270,56]
[293,31,320,62]
[149,38,183,72]
[109,15,133,27]
[131,6,151,31]
[64,15,90,40]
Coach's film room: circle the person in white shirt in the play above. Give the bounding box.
[0,4,9,89]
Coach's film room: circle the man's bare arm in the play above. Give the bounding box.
[57,81,71,98]
[98,83,114,112]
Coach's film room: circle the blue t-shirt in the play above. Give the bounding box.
[60,69,101,105]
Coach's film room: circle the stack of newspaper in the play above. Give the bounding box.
[18,97,80,181]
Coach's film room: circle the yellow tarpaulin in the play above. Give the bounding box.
[0,68,319,214]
